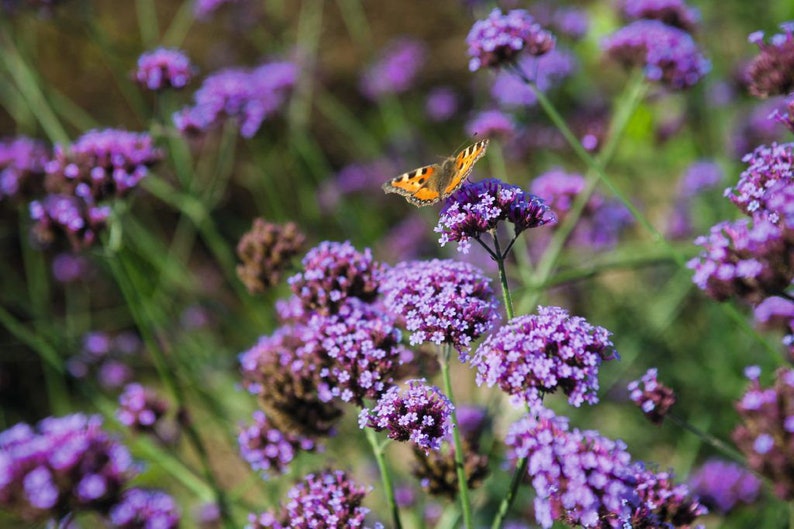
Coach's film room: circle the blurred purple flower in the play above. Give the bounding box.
[620,0,700,33]
[51,252,92,283]
[629,464,707,527]
[678,160,723,197]
[29,194,109,250]
[627,368,677,424]
[529,4,589,41]
[472,306,617,410]
[425,87,459,122]
[728,142,794,224]
[465,109,516,139]
[376,214,433,263]
[689,459,761,513]
[66,331,141,390]
[135,47,195,91]
[491,49,576,107]
[360,38,426,100]
[238,410,318,476]
[109,488,180,529]
[194,0,247,19]
[603,19,709,89]
[467,8,556,71]
[117,383,169,434]
[746,23,794,98]
[731,97,789,157]
[0,136,47,201]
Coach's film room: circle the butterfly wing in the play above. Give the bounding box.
[442,138,490,196]
[382,164,442,206]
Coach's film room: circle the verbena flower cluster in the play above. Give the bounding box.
[620,0,701,33]
[754,296,794,358]
[435,178,556,254]
[688,459,761,514]
[490,49,577,108]
[134,47,195,91]
[109,488,181,529]
[67,331,141,390]
[472,306,618,410]
[466,8,556,71]
[117,383,169,434]
[0,136,47,201]
[465,110,516,139]
[29,194,110,250]
[359,38,426,100]
[236,219,306,294]
[627,368,677,424]
[726,142,794,224]
[746,22,794,98]
[238,410,318,477]
[425,87,459,122]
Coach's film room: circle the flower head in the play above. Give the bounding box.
[66,331,140,390]
[627,368,677,425]
[380,259,499,355]
[465,110,516,139]
[29,194,110,250]
[0,136,48,202]
[746,23,794,98]
[425,87,459,122]
[677,160,723,197]
[727,142,794,224]
[472,306,617,410]
[467,8,556,71]
[135,47,195,91]
[238,411,318,477]
[117,383,170,434]
[108,488,180,529]
[620,0,700,33]
[689,459,761,513]
[359,379,453,454]
[359,38,426,100]
[490,50,576,107]
[236,219,306,293]
[629,464,707,528]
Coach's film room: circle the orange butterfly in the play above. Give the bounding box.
[382,139,489,206]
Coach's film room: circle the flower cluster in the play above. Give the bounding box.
[628,368,677,424]
[359,379,453,454]
[602,19,709,89]
[746,23,794,98]
[134,47,195,91]
[0,414,136,523]
[689,459,761,514]
[472,306,618,410]
[0,136,47,202]
[29,194,111,250]
[117,383,170,434]
[490,49,577,108]
[109,488,181,529]
[238,411,318,477]
[629,464,707,528]
[528,4,589,41]
[380,259,499,355]
[733,367,794,500]
[436,178,556,254]
[425,87,459,122]
[246,470,378,529]
[236,219,306,293]
[755,296,794,357]
[359,38,426,100]
[466,8,556,71]
[465,110,516,139]
[620,0,700,33]
[727,142,794,224]
[174,61,297,138]
[66,331,141,390]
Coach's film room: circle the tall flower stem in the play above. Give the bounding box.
[490,231,515,320]
[365,428,403,529]
[439,344,474,529]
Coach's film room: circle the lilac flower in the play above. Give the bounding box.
[174,61,297,138]
[627,368,677,424]
[620,0,700,33]
[472,306,617,410]
[359,38,426,100]
[746,23,794,98]
[465,110,516,139]
[687,218,794,304]
[52,252,92,283]
[109,488,181,529]
[0,136,47,201]
[0,414,136,522]
[435,178,556,254]
[490,49,576,107]
[689,459,761,513]
[733,367,794,499]
[359,379,453,454]
[380,259,499,355]
[66,331,141,390]
[117,383,169,434]
[246,470,378,529]
[467,8,556,71]
[29,194,110,250]
[135,47,195,91]
[602,19,709,89]
[195,502,222,529]
[677,160,723,197]
[288,241,381,315]
[236,219,306,293]
[238,411,318,476]
[727,142,794,224]
[425,87,459,122]
[629,464,707,527]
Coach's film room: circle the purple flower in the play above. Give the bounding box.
[135,47,195,91]
[117,383,169,434]
[490,49,576,107]
[467,8,556,71]
[689,459,761,513]
[380,259,499,355]
[677,160,723,197]
[727,142,794,224]
[465,110,516,139]
[435,178,556,254]
[620,0,700,33]
[238,411,318,476]
[0,136,47,201]
[246,470,378,529]
[376,215,434,263]
[731,97,789,157]
[425,87,459,122]
[627,368,677,424]
[109,488,180,529]
[193,0,246,19]
[359,38,426,100]
[29,194,110,250]
[602,19,709,89]
[66,331,141,390]
[629,464,707,527]
[359,379,453,454]
[746,23,794,98]
[288,241,381,315]
[528,4,589,41]
[52,252,92,283]
[174,61,297,138]
[472,306,617,410]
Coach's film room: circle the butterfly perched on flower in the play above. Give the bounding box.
[382,139,489,206]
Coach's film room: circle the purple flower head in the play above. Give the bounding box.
[746,23,794,98]
[689,459,761,513]
[359,38,426,100]
[52,253,92,284]
[0,414,136,522]
[238,411,318,477]
[727,142,794,224]
[359,379,453,454]
[472,306,617,410]
[425,87,459,122]
[733,367,794,499]
[754,297,794,355]
[246,470,378,529]
[288,241,381,315]
[528,4,589,41]
[135,47,195,91]
[629,464,708,527]
[621,0,700,33]
[29,194,109,250]
[174,61,297,138]
[117,383,169,434]
[677,160,723,197]
[627,368,677,424]
[467,9,556,71]
[491,49,576,107]
[109,488,180,529]
[380,259,499,356]
[0,136,48,202]
[687,217,794,304]
[602,19,710,89]
[67,331,140,390]
[465,110,516,139]
[435,178,556,254]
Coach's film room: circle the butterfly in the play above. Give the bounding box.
[382,139,489,206]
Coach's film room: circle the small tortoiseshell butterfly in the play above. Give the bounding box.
[382,139,489,206]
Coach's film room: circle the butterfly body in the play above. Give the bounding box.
[382,139,489,206]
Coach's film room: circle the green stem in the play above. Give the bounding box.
[667,413,745,465]
[491,457,528,529]
[438,344,474,529]
[490,230,515,320]
[365,428,402,529]
[135,0,160,47]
